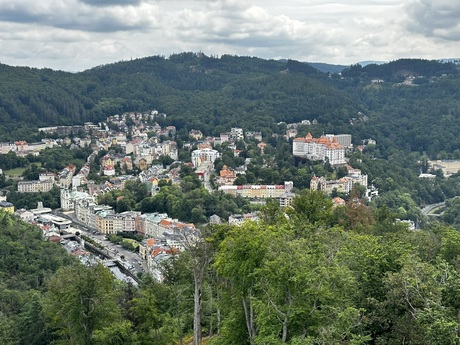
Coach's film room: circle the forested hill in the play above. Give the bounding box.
[0,54,355,140]
[342,58,458,80]
[1,54,460,156]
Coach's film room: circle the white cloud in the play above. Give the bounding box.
[0,0,459,71]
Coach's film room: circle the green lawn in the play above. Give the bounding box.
[4,163,42,178]
[4,167,26,177]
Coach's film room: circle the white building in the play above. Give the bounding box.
[18,180,54,193]
[191,148,220,168]
[310,166,368,195]
[219,181,293,199]
[60,189,94,212]
[39,172,55,183]
[228,212,259,226]
[293,133,346,165]
[230,128,244,141]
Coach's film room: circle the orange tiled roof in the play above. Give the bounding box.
[159,219,172,227]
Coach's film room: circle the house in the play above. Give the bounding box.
[332,197,346,207]
[15,209,35,222]
[0,201,14,214]
[217,165,237,185]
[189,129,203,140]
[137,158,149,171]
[245,131,262,141]
[209,214,222,224]
[257,142,267,154]
[228,212,259,226]
[122,156,133,171]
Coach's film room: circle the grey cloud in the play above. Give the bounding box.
[0,3,48,24]
[206,35,298,48]
[56,18,146,33]
[0,1,156,33]
[406,0,460,40]
[79,0,141,7]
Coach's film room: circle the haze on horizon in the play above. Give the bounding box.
[0,0,458,72]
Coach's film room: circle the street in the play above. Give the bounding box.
[53,210,147,274]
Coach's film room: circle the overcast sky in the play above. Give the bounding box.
[0,0,458,71]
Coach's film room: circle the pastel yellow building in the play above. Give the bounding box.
[0,201,15,214]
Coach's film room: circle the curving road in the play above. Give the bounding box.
[421,201,445,216]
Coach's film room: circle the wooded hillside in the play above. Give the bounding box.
[2,54,459,158]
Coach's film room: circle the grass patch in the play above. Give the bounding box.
[4,167,26,177]
[122,238,139,249]
[4,163,42,178]
[431,206,445,215]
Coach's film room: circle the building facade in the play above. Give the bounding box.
[293,133,347,165]
[219,181,294,199]
[191,148,220,168]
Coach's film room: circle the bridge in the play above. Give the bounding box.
[103,259,140,284]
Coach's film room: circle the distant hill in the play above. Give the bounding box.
[341,58,458,80]
[440,58,460,64]
[357,60,386,67]
[307,62,348,74]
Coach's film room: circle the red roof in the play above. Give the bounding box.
[159,219,171,227]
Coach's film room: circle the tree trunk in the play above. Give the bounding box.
[209,284,213,337]
[281,313,289,343]
[216,287,221,335]
[174,284,183,345]
[242,288,257,344]
[193,266,204,345]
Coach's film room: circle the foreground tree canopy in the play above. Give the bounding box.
[2,189,460,344]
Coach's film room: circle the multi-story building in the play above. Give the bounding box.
[245,131,262,141]
[230,128,244,141]
[61,188,94,211]
[219,181,294,199]
[191,148,220,168]
[39,172,55,183]
[58,164,76,188]
[310,166,368,195]
[310,176,353,195]
[293,133,347,165]
[93,209,139,235]
[138,213,169,237]
[279,191,295,208]
[159,140,178,161]
[18,180,54,193]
